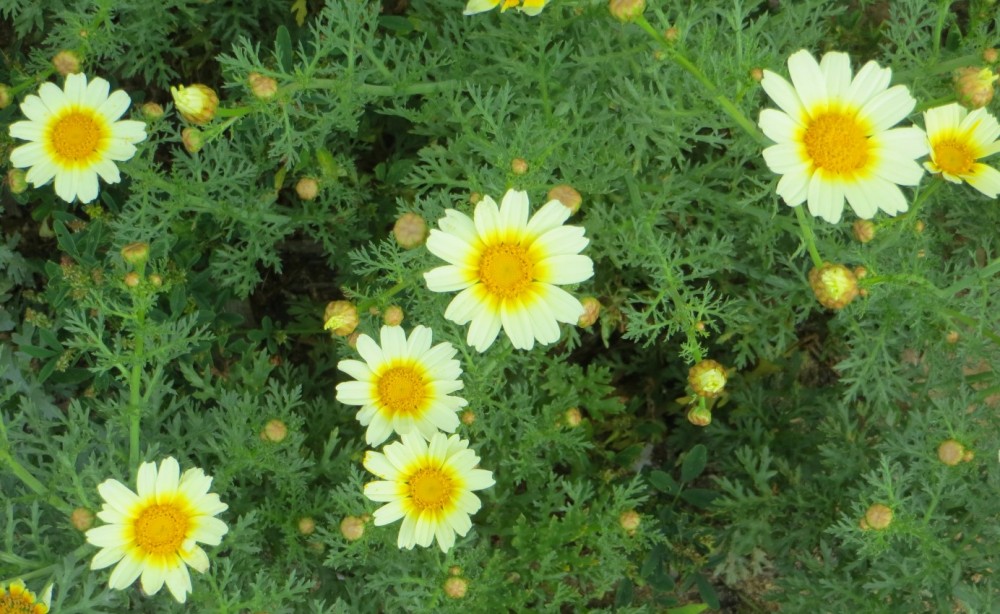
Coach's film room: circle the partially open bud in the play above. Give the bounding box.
[0,84,12,110]
[171,84,219,124]
[324,300,359,336]
[443,577,468,599]
[393,212,427,249]
[460,409,475,425]
[852,219,875,243]
[261,419,288,443]
[863,503,893,530]
[619,510,641,534]
[383,305,404,327]
[298,516,316,535]
[52,50,81,76]
[248,72,278,100]
[548,184,583,214]
[564,407,582,427]
[71,507,95,531]
[510,158,529,175]
[578,297,601,327]
[340,515,365,541]
[295,177,319,201]
[954,67,997,109]
[750,67,764,82]
[985,48,999,64]
[687,405,712,426]
[141,101,165,120]
[808,263,859,310]
[688,359,727,398]
[121,242,150,267]
[938,439,965,466]
[181,127,205,153]
[6,169,28,194]
[609,0,645,22]
[124,272,140,288]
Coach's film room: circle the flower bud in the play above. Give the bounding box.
[937,439,965,466]
[298,516,316,535]
[383,305,404,326]
[71,507,95,531]
[121,242,149,267]
[954,67,997,109]
[346,331,360,348]
[449,566,462,576]
[510,157,529,175]
[52,50,81,76]
[609,0,645,22]
[564,407,582,427]
[295,177,319,201]
[852,219,875,243]
[124,272,140,288]
[261,419,288,443]
[686,405,712,426]
[808,263,859,310]
[149,274,163,287]
[985,48,999,64]
[946,330,960,344]
[181,127,205,153]
[863,503,893,530]
[141,101,165,120]
[688,359,727,398]
[664,26,680,42]
[0,84,12,110]
[962,450,974,462]
[548,183,583,214]
[6,169,28,194]
[393,212,427,249]
[750,67,764,82]
[248,72,278,100]
[171,84,219,124]
[460,409,475,425]
[443,577,468,599]
[340,515,365,541]
[577,297,601,327]
[323,300,359,336]
[619,510,640,533]
[469,192,482,205]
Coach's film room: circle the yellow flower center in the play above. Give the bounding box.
[479,243,534,299]
[695,369,726,395]
[376,366,428,417]
[0,589,44,614]
[500,0,519,10]
[933,139,975,176]
[133,503,189,556]
[48,110,105,163]
[408,467,454,512]
[803,111,870,175]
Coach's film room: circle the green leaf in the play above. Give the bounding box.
[680,488,719,508]
[667,604,709,614]
[275,25,294,71]
[648,470,677,493]
[614,577,634,607]
[681,443,707,482]
[694,573,720,609]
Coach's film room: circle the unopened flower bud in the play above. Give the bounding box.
[324,300,359,336]
[121,242,149,267]
[750,67,764,82]
[808,263,859,310]
[298,516,316,535]
[0,84,12,109]
[469,192,482,205]
[141,101,164,119]
[295,177,319,201]
[449,566,462,576]
[687,405,712,426]
[938,439,965,466]
[443,577,468,599]
[181,127,205,153]
[619,510,641,533]
[340,515,365,541]
[124,272,140,288]
[171,84,219,124]
[946,330,960,344]
[511,158,529,175]
[609,0,645,22]
[985,48,999,64]
[261,418,288,442]
[149,274,163,287]
[383,305,404,326]
[914,220,925,234]
[954,67,997,109]
[7,169,28,194]
[460,409,475,425]
[688,359,727,398]
[664,26,680,42]
[564,407,582,427]
[347,331,360,348]
[864,503,893,530]
[548,184,583,214]
[248,72,278,100]
[393,212,427,249]
[852,219,875,243]
[52,50,81,76]
[962,450,974,462]
[577,297,601,327]
[71,507,95,531]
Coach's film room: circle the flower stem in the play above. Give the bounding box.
[793,206,824,268]
[0,416,71,514]
[127,292,148,470]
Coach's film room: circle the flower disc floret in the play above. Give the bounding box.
[922,103,1000,198]
[85,457,229,604]
[8,73,147,203]
[336,325,467,446]
[758,49,927,223]
[424,189,594,352]
[363,433,495,553]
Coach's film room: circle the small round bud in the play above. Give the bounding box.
[124,272,141,288]
[121,242,150,267]
[0,84,12,110]
[962,450,975,462]
[141,101,165,119]
[852,219,875,243]
[687,405,712,426]
[6,169,28,194]
[954,66,997,109]
[914,220,925,234]
[71,507,95,531]
[443,577,468,599]
[664,26,680,42]
[449,566,462,576]
[750,67,764,82]
[619,510,641,533]
[808,263,859,310]
[547,184,583,214]
[938,439,965,466]
[577,297,601,327]
[694,320,706,332]
[323,300,359,336]
[248,72,278,100]
[946,330,960,344]
[393,212,427,249]
[460,409,475,425]
[383,305,404,326]
[170,84,219,124]
[985,48,999,64]
[511,158,529,175]
[340,515,365,541]
[298,516,316,535]
[261,419,288,443]
[609,0,645,22]
[864,503,893,530]
[149,274,163,287]
[469,192,482,205]
[688,359,727,398]
[181,127,205,153]
[564,407,582,427]
[853,266,867,280]
[295,177,320,201]
[52,50,81,76]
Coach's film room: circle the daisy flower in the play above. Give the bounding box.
[463,0,548,16]
[0,579,52,614]
[758,49,928,223]
[363,432,495,553]
[8,73,147,204]
[424,189,594,352]
[922,103,1000,198]
[85,457,228,604]
[336,325,466,446]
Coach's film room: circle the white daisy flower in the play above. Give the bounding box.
[922,102,1000,198]
[8,73,147,204]
[85,457,228,604]
[463,0,548,16]
[336,325,467,447]
[424,189,594,352]
[363,432,495,553]
[758,49,928,223]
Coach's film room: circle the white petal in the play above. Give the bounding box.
[155,457,180,502]
[363,452,400,481]
[9,142,46,169]
[108,554,143,589]
[775,167,811,206]
[365,414,395,446]
[75,170,100,204]
[356,334,384,369]
[965,163,1000,198]
[500,302,535,349]
[435,522,456,553]
[111,120,147,144]
[846,60,892,107]
[525,200,571,236]
[19,96,50,122]
[140,564,166,597]
[373,499,406,525]
[522,290,560,345]
[857,85,915,132]
[190,517,228,545]
[444,285,488,325]
[536,254,593,285]
[445,510,473,537]
[8,120,45,142]
[787,49,826,115]
[378,325,407,361]
[807,175,845,224]
[464,0,500,14]
[179,546,209,574]
[38,81,68,113]
[473,195,502,241]
[437,209,480,245]
[96,479,139,515]
[761,70,805,122]
[90,545,127,570]
[924,103,962,140]
[539,285,584,324]
[406,325,433,357]
[819,51,852,99]
[92,159,122,184]
[467,309,502,352]
[759,108,800,143]
[164,564,192,603]
[84,77,111,108]
[425,265,474,292]
[98,90,132,123]
[86,524,127,548]
[426,230,476,266]
[762,143,807,174]
[103,139,138,161]
[499,189,530,232]
[64,73,87,104]
[24,158,58,187]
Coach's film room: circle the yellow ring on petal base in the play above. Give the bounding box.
[478,243,534,299]
[803,111,870,175]
[133,503,190,556]
[408,467,456,512]
[47,109,108,166]
[375,365,429,417]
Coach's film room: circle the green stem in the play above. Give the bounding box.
[881,180,943,228]
[0,417,72,513]
[297,79,460,97]
[127,296,148,470]
[356,279,412,314]
[793,206,823,268]
[861,273,943,296]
